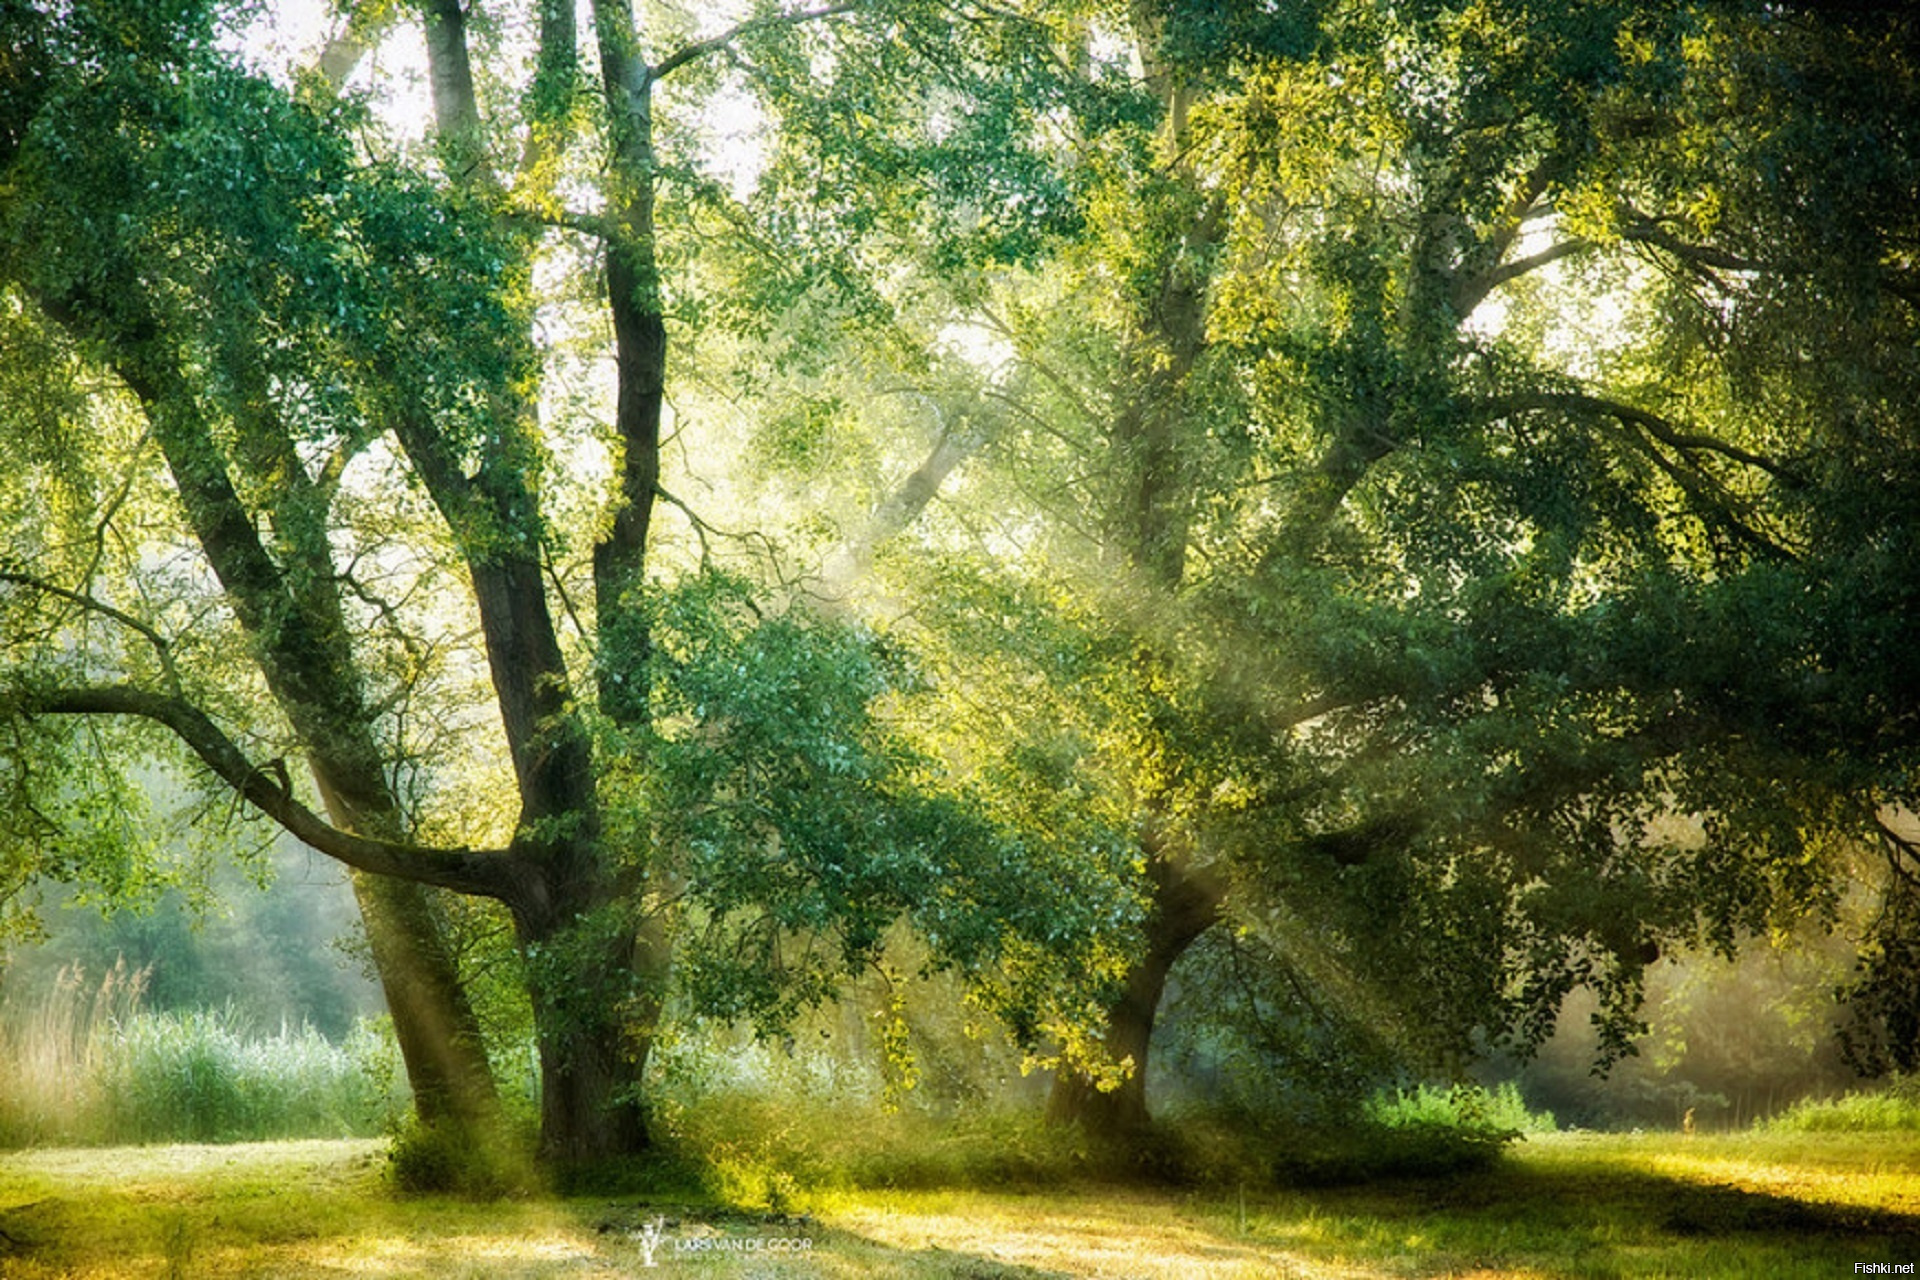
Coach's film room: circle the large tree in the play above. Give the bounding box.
[875,0,1920,1134]
[0,0,1126,1166]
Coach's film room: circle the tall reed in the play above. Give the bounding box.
[0,958,146,1145]
[0,960,403,1146]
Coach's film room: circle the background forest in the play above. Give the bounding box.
[2,0,1919,1191]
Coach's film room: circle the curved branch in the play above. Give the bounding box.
[1618,215,1776,277]
[1481,391,1802,485]
[1876,813,1920,890]
[1453,237,1591,317]
[14,684,517,899]
[650,2,863,80]
[0,571,179,689]
[1481,390,1801,560]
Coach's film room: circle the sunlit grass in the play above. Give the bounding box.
[2,1130,1916,1277]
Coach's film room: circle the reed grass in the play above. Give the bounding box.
[0,962,402,1147]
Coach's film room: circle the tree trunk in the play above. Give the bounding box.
[1047,851,1222,1135]
[347,871,501,1131]
[1047,7,1226,1142]
[522,942,655,1165]
[104,338,503,1137]
[498,855,664,1164]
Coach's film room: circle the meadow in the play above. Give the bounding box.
[0,1127,1915,1278]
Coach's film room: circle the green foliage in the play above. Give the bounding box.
[604,570,1137,1050]
[385,1113,536,1198]
[1511,926,1862,1130]
[1365,1082,1556,1139]
[1237,1084,1552,1186]
[8,0,1920,1167]
[648,1020,1105,1198]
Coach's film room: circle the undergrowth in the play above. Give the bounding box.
[645,1028,1558,1205]
[0,961,404,1147]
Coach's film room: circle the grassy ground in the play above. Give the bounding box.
[1,1130,1916,1278]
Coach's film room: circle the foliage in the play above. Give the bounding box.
[384,1113,538,1198]
[602,570,1138,1052]
[1156,927,1402,1123]
[1366,1082,1555,1139]
[5,0,1920,1169]
[1512,927,1862,1130]
[844,0,1920,1123]
[3,830,383,1041]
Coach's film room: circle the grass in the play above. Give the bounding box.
[1760,1077,1920,1133]
[2,1128,1917,1277]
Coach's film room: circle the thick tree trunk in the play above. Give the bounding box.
[523,946,655,1165]
[500,860,664,1164]
[1047,851,1223,1135]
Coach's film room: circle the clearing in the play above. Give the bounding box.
[1,1131,1916,1277]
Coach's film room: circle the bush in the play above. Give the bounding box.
[1759,1077,1920,1133]
[1365,1082,1556,1137]
[386,1115,539,1197]
[1249,1084,1554,1185]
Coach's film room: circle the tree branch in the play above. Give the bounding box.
[12,684,517,898]
[650,3,864,80]
[1481,391,1802,485]
[1481,390,1800,560]
[302,2,399,98]
[1875,811,1920,886]
[1618,215,1775,276]
[1450,158,1569,317]
[0,570,179,689]
[1453,237,1592,317]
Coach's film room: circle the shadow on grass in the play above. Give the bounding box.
[1391,1161,1920,1239]
[0,1169,1078,1279]
[1255,1150,1920,1278]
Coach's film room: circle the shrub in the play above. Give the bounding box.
[386,1115,539,1197]
[1253,1083,1555,1185]
[1365,1082,1557,1137]
[1760,1077,1920,1133]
